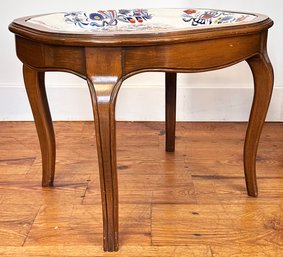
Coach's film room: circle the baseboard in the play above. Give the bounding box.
[0,84,282,121]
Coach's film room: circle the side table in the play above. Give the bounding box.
[9,8,274,251]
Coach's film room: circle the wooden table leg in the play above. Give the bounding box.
[244,44,274,196]
[86,48,122,251]
[88,81,119,251]
[165,72,177,152]
[23,65,56,187]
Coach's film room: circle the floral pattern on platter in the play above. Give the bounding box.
[27,9,256,33]
[64,9,152,28]
[182,9,252,26]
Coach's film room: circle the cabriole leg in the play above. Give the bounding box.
[245,50,274,196]
[23,65,55,187]
[86,48,122,251]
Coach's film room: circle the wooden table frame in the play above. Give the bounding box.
[9,11,274,251]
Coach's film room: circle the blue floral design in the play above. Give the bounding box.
[182,9,248,26]
[64,9,152,28]
[64,12,89,28]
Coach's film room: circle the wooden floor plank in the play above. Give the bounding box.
[0,245,213,257]
[0,121,282,256]
[152,204,283,247]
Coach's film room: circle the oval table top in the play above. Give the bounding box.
[9,8,273,46]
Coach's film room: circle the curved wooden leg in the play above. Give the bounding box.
[87,81,119,252]
[23,65,55,187]
[86,48,122,251]
[165,72,177,152]
[245,52,274,197]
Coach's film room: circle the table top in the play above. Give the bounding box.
[9,8,272,46]
[28,9,256,32]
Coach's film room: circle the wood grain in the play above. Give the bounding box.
[0,121,283,256]
[23,66,55,187]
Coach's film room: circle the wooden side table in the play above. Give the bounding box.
[9,8,274,251]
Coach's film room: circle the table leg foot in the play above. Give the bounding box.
[245,50,274,197]
[165,72,177,152]
[23,65,56,187]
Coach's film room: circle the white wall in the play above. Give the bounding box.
[1,1,283,121]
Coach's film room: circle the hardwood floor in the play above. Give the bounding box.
[0,121,283,256]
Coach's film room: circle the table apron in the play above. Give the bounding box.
[15,36,87,77]
[15,33,262,78]
[123,33,261,74]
